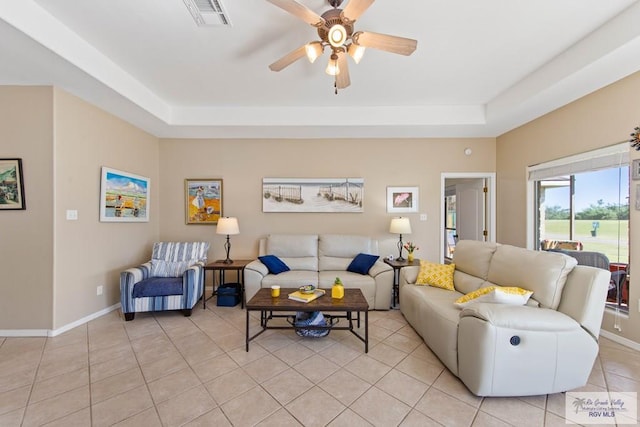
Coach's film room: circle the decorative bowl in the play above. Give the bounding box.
[299,285,316,294]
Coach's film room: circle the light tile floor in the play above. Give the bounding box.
[1,302,639,426]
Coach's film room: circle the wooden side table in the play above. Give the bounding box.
[384,258,421,308]
[203,259,252,309]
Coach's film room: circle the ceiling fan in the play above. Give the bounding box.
[267,0,418,93]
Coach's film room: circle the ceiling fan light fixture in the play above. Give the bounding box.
[328,24,347,47]
[305,41,324,63]
[325,54,340,76]
[347,43,365,64]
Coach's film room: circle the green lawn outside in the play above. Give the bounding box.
[543,220,629,263]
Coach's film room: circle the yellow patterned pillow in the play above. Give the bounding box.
[454,286,533,308]
[415,260,455,291]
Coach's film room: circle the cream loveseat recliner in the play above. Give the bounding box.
[244,234,393,310]
[399,240,610,397]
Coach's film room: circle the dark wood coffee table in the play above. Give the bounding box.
[245,288,369,352]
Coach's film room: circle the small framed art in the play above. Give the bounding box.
[185,178,223,224]
[0,158,26,210]
[99,167,150,222]
[387,186,419,213]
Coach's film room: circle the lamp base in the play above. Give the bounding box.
[222,258,233,264]
[396,256,406,262]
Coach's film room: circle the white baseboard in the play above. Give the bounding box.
[0,329,50,337]
[600,329,640,352]
[0,303,121,338]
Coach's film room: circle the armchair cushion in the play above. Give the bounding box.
[347,253,379,275]
[133,277,183,298]
[258,255,290,274]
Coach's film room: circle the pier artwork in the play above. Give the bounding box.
[263,178,364,213]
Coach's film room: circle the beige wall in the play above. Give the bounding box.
[51,89,160,329]
[496,70,640,343]
[0,87,160,331]
[159,138,496,264]
[0,87,54,329]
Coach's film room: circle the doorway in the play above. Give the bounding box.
[440,173,496,263]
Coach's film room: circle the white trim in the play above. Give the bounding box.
[440,172,496,263]
[0,329,50,337]
[528,142,628,172]
[600,329,640,352]
[0,303,121,338]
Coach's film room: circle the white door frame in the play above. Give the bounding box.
[440,172,497,263]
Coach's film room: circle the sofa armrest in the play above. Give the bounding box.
[244,259,268,302]
[460,303,580,332]
[119,261,151,313]
[399,265,420,287]
[557,265,609,339]
[368,260,392,277]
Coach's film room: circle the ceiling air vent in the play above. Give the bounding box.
[183,0,231,26]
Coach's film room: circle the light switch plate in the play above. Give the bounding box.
[66,210,78,220]
[420,214,427,221]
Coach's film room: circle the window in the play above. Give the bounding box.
[528,144,629,313]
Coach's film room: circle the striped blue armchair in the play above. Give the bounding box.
[120,242,210,321]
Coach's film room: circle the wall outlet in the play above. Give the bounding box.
[66,210,78,220]
[420,213,427,221]
[97,285,103,296]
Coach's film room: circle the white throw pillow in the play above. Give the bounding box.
[151,259,194,277]
[454,285,533,308]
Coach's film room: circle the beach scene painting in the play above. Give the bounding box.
[263,178,364,213]
[185,179,222,224]
[100,167,149,222]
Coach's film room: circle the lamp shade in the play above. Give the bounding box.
[216,217,239,235]
[389,217,412,234]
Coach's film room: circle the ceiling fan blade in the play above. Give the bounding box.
[336,51,350,89]
[341,0,374,22]
[269,45,307,71]
[353,31,417,56]
[266,0,325,27]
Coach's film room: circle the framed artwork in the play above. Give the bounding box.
[632,159,640,180]
[0,158,26,210]
[387,186,419,213]
[99,167,149,222]
[185,178,222,224]
[263,178,364,213]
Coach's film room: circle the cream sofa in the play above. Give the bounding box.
[399,240,610,397]
[244,234,393,310]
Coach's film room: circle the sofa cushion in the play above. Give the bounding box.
[416,261,455,291]
[258,255,290,274]
[452,240,498,281]
[133,277,183,297]
[487,245,577,309]
[318,234,377,271]
[266,234,319,271]
[261,270,318,288]
[454,285,533,308]
[453,270,486,295]
[347,253,380,275]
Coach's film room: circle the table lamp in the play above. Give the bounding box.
[216,217,239,264]
[389,217,412,262]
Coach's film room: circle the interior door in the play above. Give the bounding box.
[456,179,487,241]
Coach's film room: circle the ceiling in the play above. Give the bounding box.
[1,0,640,139]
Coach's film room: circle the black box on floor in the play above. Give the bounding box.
[217,283,240,307]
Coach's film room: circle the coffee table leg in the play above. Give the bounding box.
[245,308,250,352]
[365,310,368,353]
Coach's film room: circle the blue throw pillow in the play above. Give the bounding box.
[258,255,290,275]
[347,253,380,275]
